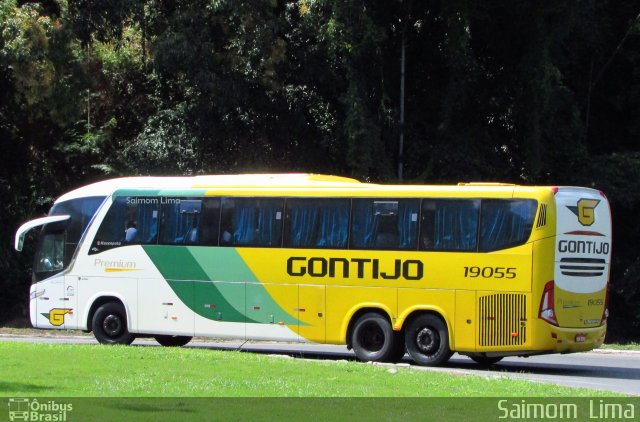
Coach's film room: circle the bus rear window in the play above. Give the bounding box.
[419,198,537,252]
[479,199,537,251]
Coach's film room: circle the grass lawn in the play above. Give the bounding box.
[0,341,624,398]
[599,342,640,351]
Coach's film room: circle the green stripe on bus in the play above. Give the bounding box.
[188,247,258,282]
[142,245,252,323]
[142,245,301,326]
[188,247,300,326]
[143,245,209,281]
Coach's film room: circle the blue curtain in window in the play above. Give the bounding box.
[289,205,318,247]
[351,202,379,248]
[397,201,418,248]
[256,206,280,246]
[233,205,257,245]
[288,200,348,248]
[136,204,158,243]
[232,201,281,246]
[480,205,506,251]
[480,200,536,251]
[434,202,478,251]
[316,204,348,247]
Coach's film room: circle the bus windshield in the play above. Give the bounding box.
[33,196,105,282]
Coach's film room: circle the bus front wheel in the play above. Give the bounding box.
[92,302,135,345]
[405,314,452,366]
[155,335,192,347]
[351,312,397,362]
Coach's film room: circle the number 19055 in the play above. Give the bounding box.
[463,266,516,279]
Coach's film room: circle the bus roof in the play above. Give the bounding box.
[55,173,563,203]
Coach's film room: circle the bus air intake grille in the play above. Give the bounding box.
[536,204,547,228]
[479,293,527,347]
[559,258,605,277]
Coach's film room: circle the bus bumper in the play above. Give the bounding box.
[29,284,38,328]
[547,324,606,353]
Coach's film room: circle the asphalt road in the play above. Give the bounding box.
[1,333,639,395]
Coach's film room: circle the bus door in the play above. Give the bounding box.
[31,219,73,329]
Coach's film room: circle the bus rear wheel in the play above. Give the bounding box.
[155,335,192,347]
[92,302,135,345]
[351,312,398,362]
[405,314,452,366]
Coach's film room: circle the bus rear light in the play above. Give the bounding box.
[601,284,610,325]
[538,280,558,326]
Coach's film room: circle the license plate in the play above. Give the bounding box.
[575,334,586,343]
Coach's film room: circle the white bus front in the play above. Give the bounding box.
[15,196,105,329]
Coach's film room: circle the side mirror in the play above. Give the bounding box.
[14,215,71,251]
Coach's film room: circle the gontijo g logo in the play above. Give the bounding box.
[567,198,600,226]
[41,308,72,327]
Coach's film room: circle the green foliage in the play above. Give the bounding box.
[0,0,639,340]
[124,105,200,174]
[1,2,55,109]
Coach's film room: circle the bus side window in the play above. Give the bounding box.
[199,198,221,245]
[160,199,204,245]
[351,199,419,250]
[284,198,349,248]
[420,199,480,251]
[159,198,220,246]
[90,197,159,254]
[479,199,537,251]
[220,198,283,247]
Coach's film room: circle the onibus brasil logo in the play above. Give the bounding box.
[7,398,72,421]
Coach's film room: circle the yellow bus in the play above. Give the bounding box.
[15,174,612,366]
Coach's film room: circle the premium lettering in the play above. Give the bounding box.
[287,256,423,280]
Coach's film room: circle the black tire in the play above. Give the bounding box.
[469,355,503,366]
[351,312,397,362]
[92,302,135,345]
[405,314,452,366]
[387,331,407,362]
[155,335,192,347]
